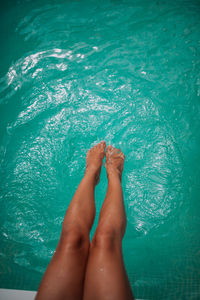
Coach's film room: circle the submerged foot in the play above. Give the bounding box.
[85,141,106,185]
[105,145,125,181]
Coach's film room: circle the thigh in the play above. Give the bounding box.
[36,230,89,300]
[83,239,134,300]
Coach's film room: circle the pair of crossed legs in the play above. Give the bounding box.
[36,142,134,300]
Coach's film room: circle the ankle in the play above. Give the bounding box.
[84,168,99,185]
[85,165,97,176]
[107,169,122,182]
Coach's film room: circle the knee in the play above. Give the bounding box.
[59,225,89,252]
[91,228,121,251]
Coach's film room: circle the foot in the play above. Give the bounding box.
[105,145,125,181]
[85,141,106,185]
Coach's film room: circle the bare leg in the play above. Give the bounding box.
[36,141,106,300]
[83,145,134,300]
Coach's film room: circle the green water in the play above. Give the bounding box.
[0,0,200,299]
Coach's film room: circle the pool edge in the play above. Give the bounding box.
[0,288,37,299]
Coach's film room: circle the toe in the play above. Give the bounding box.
[120,152,125,159]
[116,148,122,154]
[106,150,109,159]
[100,141,106,149]
[106,145,113,152]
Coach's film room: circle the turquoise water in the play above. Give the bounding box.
[0,0,200,298]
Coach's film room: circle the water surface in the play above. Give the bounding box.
[0,0,200,299]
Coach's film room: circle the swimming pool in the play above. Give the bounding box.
[0,0,200,299]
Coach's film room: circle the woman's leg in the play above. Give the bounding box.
[36,141,106,300]
[83,145,134,300]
